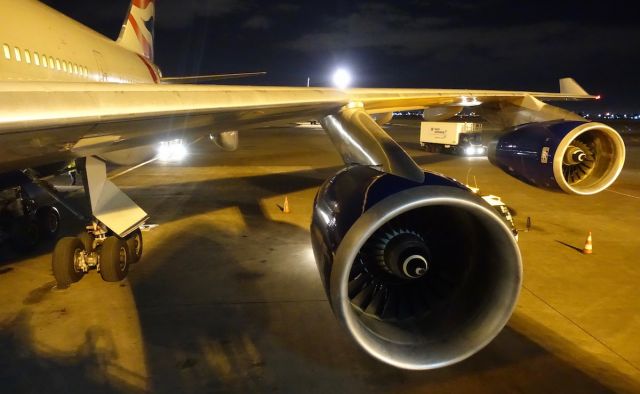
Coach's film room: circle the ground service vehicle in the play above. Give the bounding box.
[420,122,486,155]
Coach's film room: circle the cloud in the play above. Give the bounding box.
[282,3,635,64]
[243,15,272,30]
[157,0,252,28]
[42,0,253,30]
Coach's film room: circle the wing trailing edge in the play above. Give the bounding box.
[161,72,267,84]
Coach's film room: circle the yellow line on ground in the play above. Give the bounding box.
[605,189,640,199]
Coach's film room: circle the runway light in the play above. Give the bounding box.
[332,68,352,89]
[157,139,188,162]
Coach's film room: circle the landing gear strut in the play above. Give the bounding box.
[52,220,144,288]
[50,156,149,289]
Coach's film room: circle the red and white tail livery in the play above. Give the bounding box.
[117,0,155,60]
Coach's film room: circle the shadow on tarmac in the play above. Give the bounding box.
[0,158,636,392]
[0,311,146,394]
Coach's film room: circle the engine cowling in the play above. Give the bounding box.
[488,121,625,195]
[310,165,522,369]
[210,131,239,151]
[422,106,463,121]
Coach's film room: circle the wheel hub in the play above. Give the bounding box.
[383,232,431,280]
[564,146,587,165]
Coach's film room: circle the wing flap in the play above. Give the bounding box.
[161,72,266,84]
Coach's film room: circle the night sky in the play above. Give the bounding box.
[41,0,640,112]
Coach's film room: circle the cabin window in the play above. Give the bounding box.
[41,54,48,68]
[55,58,60,70]
[14,47,21,62]
[33,51,40,66]
[62,61,67,72]
[73,64,78,74]
[49,56,54,69]
[24,50,31,64]
[2,44,9,60]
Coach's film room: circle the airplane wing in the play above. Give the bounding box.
[0,78,596,173]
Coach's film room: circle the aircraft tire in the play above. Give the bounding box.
[99,236,129,282]
[52,237,84,288]
[77,232,95,252]
[126,229,143,263]
[10,217,40,252]
[37,206,61,240]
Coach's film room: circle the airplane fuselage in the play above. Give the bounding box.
[0,0,159,84]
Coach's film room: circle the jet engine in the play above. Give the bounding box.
[210,131,239,151]
[310,165,522,369]
[422,106,463,121]
[488,121,625,195]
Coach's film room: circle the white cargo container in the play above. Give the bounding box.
[420,122,485,155]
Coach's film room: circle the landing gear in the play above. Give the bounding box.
[47,156,149,289]
[78,231,95,253]
[126,228,143,264]
[36,206,60,240]
[99,236,130,282]
[52,237,85,288]
[51,222,144,288]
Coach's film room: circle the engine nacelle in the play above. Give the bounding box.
[488,121,625,195]
[210,131,239,151]
[422,106,463,121]
[99,145,156,166]
[311,165,522,369]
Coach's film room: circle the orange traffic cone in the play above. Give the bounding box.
[583,232,593,254]
[283,196,290,213]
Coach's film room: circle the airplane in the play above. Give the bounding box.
[0,0,626,371]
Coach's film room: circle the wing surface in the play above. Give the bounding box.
[0,80,596,171]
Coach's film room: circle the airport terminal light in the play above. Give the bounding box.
[332,68,352,89]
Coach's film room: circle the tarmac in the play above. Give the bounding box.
[0,119,639,393]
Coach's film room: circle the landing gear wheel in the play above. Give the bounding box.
[126,229,143,263]
[77,232,95,252]
[99,236,129,282]
[37,206,60,240]
[52,237,85,288]
[10,217,40,252]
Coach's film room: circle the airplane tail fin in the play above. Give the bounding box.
[116,0,155,61]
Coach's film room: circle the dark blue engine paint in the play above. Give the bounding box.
[489,120,588,191]
[310,165,467,294]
